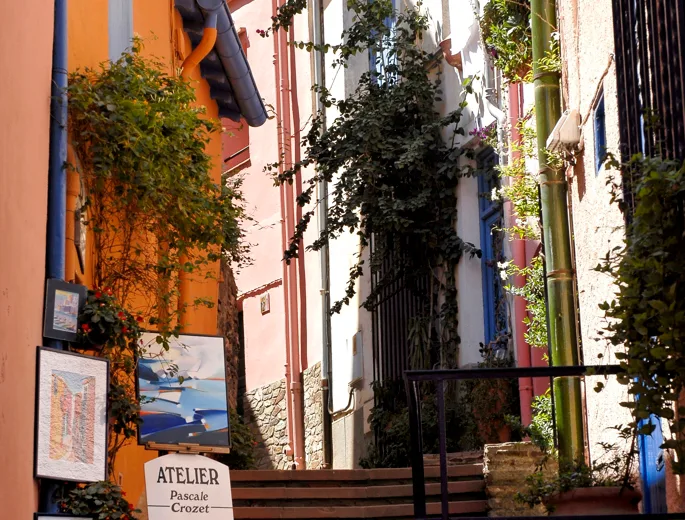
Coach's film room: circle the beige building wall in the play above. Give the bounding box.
[558,0,630,461]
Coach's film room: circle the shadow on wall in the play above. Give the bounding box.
[243,378,292,470]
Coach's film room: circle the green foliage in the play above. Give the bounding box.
[57,480,139,520]
[67,39,250,334]
[76,289,145,476]
[79,287,144,349]
[515,432,637,511]
[215,409,257,470]
[267,0,479,368]
[502,256,548,349]
[507,389,555,454]
[360,346,518,468]
[596,154,685,473]
[479,0,532,82]
[492,113,548,351]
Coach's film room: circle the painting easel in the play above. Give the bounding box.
[145,442,231,455]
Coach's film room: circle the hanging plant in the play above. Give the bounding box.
[479,0,532,82]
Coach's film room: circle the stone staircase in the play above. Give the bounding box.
[231,463,487,519]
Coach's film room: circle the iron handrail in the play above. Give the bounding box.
[403,364,633,520]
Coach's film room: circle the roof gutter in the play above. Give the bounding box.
[196,0,267,127]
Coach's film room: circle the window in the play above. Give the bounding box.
[109,0,134,61]
[477,149,508,350]
[594,91,607,174]
[369,0,397,81]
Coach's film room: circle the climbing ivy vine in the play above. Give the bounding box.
[68,40,250,335]
[596,154,685,473]
[265,0,479,368]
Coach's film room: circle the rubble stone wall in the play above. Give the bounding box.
[243,378,290,469]
[484,442,555,517]
[303,362,324,469]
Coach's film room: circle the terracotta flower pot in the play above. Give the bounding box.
[546,487,642,516]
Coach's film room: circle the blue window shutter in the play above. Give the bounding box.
[109,0,134,61]
[638,415,667,513]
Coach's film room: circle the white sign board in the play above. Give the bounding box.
[144,453,233,519]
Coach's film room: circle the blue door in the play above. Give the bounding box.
[638,415,667,513]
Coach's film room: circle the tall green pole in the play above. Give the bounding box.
[531,0,585,465]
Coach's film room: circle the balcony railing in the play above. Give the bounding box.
[404,364,685,520]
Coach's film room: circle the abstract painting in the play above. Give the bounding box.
[44,279,87,342]
[137,333,230,448]
[35,348,109,482]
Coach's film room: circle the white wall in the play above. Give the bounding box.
[323,0,501,466]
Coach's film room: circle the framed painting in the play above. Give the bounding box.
[35,347,109,482]
[43,279,87,342]
[137,333,231,449]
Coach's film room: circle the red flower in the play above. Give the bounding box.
[122,491,127,496]
[82,323,91,333]
[136,316,144,322]
[95,291,102,298]
[122,326,129,334]
[129,503,135,510]
[117,311,125,319]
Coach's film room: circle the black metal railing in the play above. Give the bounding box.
[404,364,685,520]
[613,0,685,163]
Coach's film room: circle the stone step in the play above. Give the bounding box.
[232,480,484,501]
[232,499,488,518]
[231,464,484,485]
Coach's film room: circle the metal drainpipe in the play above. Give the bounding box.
[277,1,305,469]
[311,0,333,469]
[271,0,295,460]
[531,0,584,465]
[509,82,534,427]
[40,0,68,513]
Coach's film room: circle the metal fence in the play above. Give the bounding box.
[403,364,685,520]
[612,0,685,163]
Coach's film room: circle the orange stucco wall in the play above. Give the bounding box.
[0,1,54,517]
[65,0,224,507]
[69,0,109,69]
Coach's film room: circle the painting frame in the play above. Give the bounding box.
[136,332,231,450]
[43,279,87,342]
[34,347,109,483]
[34,515,95,520]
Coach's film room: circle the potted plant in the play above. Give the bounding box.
[515,435,641,516]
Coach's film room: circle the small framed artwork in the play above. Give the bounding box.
[260,292,270,314]
[35,347,109,482]
[35,515,94,520]
[43,279,88,342]
[137,333,231,450]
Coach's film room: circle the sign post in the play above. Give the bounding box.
[144,453,233,519]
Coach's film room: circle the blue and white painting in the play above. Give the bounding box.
[137,333,230,447]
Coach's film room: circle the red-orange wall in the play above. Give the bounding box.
[0,1,54,517]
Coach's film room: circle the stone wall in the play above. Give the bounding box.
[243,378,291,469]
[303,362,324,469]
[484,442,555,517]
[217,258,240,410]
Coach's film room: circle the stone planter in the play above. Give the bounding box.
[546,487,642,516]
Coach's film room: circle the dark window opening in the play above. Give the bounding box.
[594,91,607,174]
